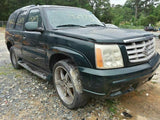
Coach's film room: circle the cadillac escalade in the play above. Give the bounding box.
[5,5,160,109]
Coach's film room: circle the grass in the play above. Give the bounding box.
[0,72,9,75]
[106,99,119,118]
[0,64,15,75]
[151,81,157,84]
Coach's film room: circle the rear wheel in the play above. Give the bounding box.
[10,47,21,69]
[53,59,89,109]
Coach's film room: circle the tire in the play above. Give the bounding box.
[10,47,21,69]
[53,59,89,109]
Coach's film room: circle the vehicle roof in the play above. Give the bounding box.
[13,5,86,14]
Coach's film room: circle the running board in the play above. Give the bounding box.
[18,61,47,80]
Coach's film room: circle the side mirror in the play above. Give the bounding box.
[25,22,44,32]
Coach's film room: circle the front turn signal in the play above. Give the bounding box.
[95,48,103,68]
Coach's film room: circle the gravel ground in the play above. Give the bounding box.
[0,28,160,120]
[0,64,112,120]
[0,28,113,120]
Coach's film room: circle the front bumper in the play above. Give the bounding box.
[78,53,160,97]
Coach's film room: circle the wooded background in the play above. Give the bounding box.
[0,0,160,28]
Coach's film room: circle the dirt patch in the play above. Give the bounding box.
[118,83,160,120]
[0,27,5,33]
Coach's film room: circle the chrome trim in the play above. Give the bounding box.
[124,36,153,43]
[125,37,155,63]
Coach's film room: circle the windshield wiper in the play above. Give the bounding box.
[85,24,104,27]
[56,24,85,28]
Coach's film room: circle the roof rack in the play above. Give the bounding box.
[14,5,36,13]
[20,5,36,9]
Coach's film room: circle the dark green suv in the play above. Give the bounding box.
[5,5,160,109]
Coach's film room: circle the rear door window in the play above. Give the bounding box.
[15,11,27,30]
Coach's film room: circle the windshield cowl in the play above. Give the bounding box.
[56,24,86,28]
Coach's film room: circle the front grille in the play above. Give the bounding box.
[124,37,155,63]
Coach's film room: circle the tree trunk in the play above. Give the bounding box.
[135,4,138,20]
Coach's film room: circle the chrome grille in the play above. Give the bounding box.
[124,37,155,63]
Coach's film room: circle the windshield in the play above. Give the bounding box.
[44,8,104,28]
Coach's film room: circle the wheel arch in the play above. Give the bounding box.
[49,53,74,72]
[48,46,92,72]
[6,41,13,51]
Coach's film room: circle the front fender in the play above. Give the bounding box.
[47,46,92,68]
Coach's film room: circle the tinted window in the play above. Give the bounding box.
[15,11,27,30]
[7,13,17,29]
[27,9,42,27]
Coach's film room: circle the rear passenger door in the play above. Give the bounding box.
[13,11,27,58]
[22,9,47,69]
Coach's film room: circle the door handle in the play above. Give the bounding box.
[39,42,45,45]
[23,36,26,40]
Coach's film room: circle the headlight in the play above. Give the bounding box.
[95,44,124,69]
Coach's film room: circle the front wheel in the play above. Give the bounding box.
[53,59,89,109]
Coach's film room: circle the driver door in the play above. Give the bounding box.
[22,9,47,69]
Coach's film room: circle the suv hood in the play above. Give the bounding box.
[53,27,153,43]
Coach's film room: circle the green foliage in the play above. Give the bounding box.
[119,25,144,29]
[113,0,160,26]
[107,100,117,112]
[90,0,112,23]
[0,0,159,28]
[106,99,119,119]
[156,21,160,27]
[140,15,158,26]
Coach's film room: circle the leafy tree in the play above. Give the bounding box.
[0,0,159,27]
[125,0,142,19]
[89,0,112,23]
[141,15,158,26]
[153,4,160,21]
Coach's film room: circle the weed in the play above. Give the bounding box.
[151,81,157,84]
[106,99,119,118]
[0,72,8,75]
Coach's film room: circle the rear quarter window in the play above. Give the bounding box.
[6,13,17,29]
